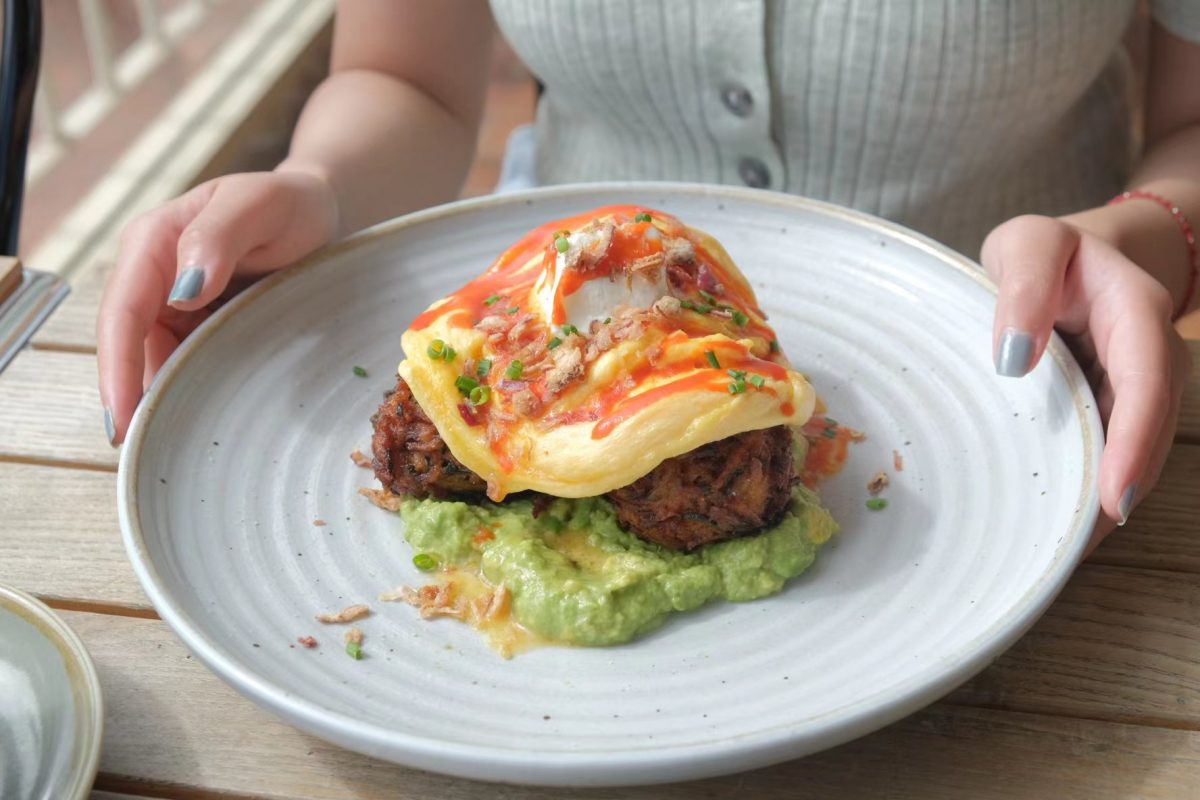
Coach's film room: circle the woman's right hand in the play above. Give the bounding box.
[97,168,339,445]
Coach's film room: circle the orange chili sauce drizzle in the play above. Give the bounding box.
[549,218,666,324]
[409,206,641,332]
[544,209,771,335]
[411,204,776,337]
[800,417,866,488]
[411,205,699,331]
[686,248,774,340]
[588,342,795,440]
[590,372,728,439]
[406,204,797,470]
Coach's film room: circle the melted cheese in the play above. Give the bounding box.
[397,205,816,499]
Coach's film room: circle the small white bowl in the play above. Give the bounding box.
[0,584,103,799]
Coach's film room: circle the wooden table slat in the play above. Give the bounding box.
[0,349,115,467]
[1092,441,1200,571]
[68,609,1200,800]
[948,563,1200,727]
[0,462,149,609]
[0,257,21,306]
[1181,340,1200,444]
[33,258,109,351]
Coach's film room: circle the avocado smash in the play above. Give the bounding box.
[396,484,837,649]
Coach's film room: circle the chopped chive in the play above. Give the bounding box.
[555,237,570,253]
[728,379,747,395]
[727,368,746,379]
[635,212,652,223]
[352,365,368,378]
[345,641,363,660]
[505,306,520,315]
[484,294,502,306]
[731,310,749,326]
[561,323,578,336]
[547,336,563,350]
[822,428,837,439]
[505,360,524,380]
[699,289,717,304]
[455,375,479,395]
[426,340,446,359]
[681,299,713,314]
[442,346,457,363]
[603,317,612,324]
[748,374,765,389]
[704,350,720,369]
[469,385,491,406]
[476,358,493,378]
[413,553,438,571]
[823,417,838,427]
[866,498,888,511]
[769,339,780,353]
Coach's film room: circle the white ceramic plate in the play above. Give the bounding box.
[119,184,1101,786]
[0,583,103,799]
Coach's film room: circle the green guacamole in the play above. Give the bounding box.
[397,486,838,646]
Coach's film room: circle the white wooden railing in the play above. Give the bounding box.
[28,0,333,279]
[29,0,226,187]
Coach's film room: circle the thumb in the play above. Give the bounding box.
[980,215,1080,378]
[166,174,309,312]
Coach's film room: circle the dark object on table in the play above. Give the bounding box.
[0,0,68,374]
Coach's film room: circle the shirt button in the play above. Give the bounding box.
[738,157,771,189]
[720,83,754,117]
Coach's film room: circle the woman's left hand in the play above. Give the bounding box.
[981,214,1192,550]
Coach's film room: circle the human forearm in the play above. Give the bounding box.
[1060,125,1200,315]
[279,69,480,237]
[1061,19,1200,317]
[275,0,494,237]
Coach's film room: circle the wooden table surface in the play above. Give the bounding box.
[3,261,1200,800]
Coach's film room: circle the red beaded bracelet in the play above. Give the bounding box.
[1107,190,1199,321]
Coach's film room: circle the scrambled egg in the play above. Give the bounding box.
[397,205,816,500]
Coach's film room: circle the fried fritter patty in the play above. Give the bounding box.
[605,425,796,551]
[371,378,487,499]
[371,380,795,549]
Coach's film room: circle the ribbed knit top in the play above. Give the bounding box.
[490,0,1200,256]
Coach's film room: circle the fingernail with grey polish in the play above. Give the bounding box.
[104,407,116,446]
[995,329,1034,377]
[168,268,204,303]
[1117,484,1137,526]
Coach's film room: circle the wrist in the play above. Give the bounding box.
[1061,179,1200,316]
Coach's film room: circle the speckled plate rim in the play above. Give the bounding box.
[0,583,104,799]
[118,182,1102,786]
